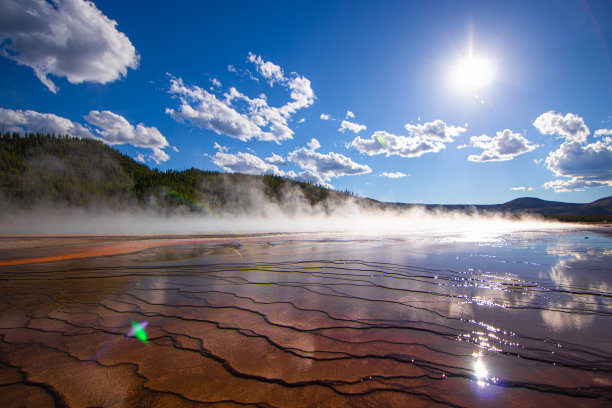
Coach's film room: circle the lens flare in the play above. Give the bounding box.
[127,321,149,344]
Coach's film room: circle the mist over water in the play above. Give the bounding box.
[0,199,575,237]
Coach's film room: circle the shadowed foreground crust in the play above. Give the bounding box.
[0,234,611,407]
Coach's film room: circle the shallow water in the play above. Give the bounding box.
[0,228,611,407]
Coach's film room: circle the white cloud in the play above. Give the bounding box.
[166,78,267,141]
[533,111,590,143]
[339,120,366,134]
[298,117,305,123]
[307,138,320,150]
[211,78,221,88]
[320,113,331,120]
[0,107,170,163]
[543,178,612,192]
[404,120,466,142]
[0,107,94,138]
[545,140,612,182]
[468,129,537,162]
[595,128,612,137]
[288,138,371,181]
[134,153,146,163]
[287,169,332,188]
[349,120,466,158]
[350,130,446,158]
[0,0,139,93]
[510,186,534,191]
[346,111,355,119]
[213,142,228,152]
[265,153,286,165]
[247,52,284,85]
[149,147,170,164]
[167,54,314,144]
[227,65,237,73]
[380,172,409,179]
[541,114,612,192]
[211,150,283,175]
[84,110,168,149]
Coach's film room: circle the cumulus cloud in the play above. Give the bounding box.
[339,120,366,134]
[211,150,283,175]
[533,111,590,143]
[287,169,332,188]
[349,120,466,158]
[149,147,170,164]
[213,142,228,152]
[346,111,355,119]
[0,107,94,138]
[404,120,466,142]
[167,54,314,144]
[265,153,286,165]
[166,78,269,141]
[595,128,612,138]
[468,129,537,162]
[247,52,284,85]
[0,0,139,93]
[320,113,331,120]
[298,118,306,123]
[210,78,222,88]
[510,186,534,191]
[545,140,612,181]
[350,130,445,158]
[539,112,612,192]
[288,138,371,181]
[84,110,168,149]
[0,107,170,163]
[380,172,409,179]
[543,178,612,192]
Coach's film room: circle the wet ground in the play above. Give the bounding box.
[0,229,611,407]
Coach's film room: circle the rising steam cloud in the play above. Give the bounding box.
[0,180,571,238]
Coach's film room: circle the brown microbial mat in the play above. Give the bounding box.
[1,231,611,407]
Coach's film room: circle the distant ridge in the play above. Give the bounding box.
[1,133,611,221]
[494,196,612,216]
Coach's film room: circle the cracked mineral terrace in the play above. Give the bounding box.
[0,230,611,407]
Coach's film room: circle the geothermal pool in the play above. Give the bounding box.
[0,228,611,407]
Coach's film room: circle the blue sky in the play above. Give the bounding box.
[1,0,611,204]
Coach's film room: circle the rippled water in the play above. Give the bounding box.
[0,228,611,407]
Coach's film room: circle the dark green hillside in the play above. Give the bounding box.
[0,133,337,212]
[2,133,611,222]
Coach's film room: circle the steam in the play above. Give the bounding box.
[0,180,575,239]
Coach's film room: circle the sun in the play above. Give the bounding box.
[449,54,496,93]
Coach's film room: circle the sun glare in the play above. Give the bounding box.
[450,54,495,93]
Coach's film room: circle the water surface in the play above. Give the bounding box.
[0,228,611,407]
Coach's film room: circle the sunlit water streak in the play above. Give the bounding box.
[0,227,611,407]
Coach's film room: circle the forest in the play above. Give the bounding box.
[0,133,340,213]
